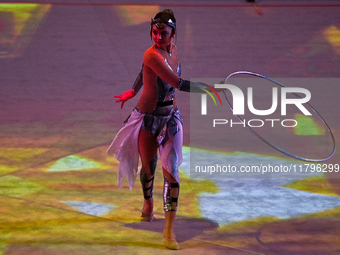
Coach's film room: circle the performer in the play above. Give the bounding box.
[107,9,217,250]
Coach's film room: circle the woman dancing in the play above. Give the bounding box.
[107,9,217,250]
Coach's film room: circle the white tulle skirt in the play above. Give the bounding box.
[107,108,183,190]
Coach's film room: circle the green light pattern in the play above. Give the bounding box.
[294,114,325,135]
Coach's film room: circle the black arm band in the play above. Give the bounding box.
[178,78,190,92]
[178,78,208,93]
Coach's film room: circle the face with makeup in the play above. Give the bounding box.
[151,24,174,51]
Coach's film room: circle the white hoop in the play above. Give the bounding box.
[223,71,336,162]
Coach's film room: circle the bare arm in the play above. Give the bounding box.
[143,48,222,93]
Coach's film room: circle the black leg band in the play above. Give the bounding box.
[140,155,157,200]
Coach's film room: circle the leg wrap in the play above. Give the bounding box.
[140,155,157,200]
[163,176,180,212]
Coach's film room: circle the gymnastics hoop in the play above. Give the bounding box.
[223,71,336,162]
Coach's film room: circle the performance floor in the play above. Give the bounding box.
[0,1,340,254]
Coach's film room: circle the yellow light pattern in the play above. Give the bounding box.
[0,3,51,58]
[114,5,159,26]
[0,148,48,161]
[294,113,325,136]
[323,25,340,55]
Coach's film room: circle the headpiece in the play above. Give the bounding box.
[151,18,176,31]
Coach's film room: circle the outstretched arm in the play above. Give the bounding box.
[143,49,223,93]
[115,68,143,109]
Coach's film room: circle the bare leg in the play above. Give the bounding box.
[138,128,158,219]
